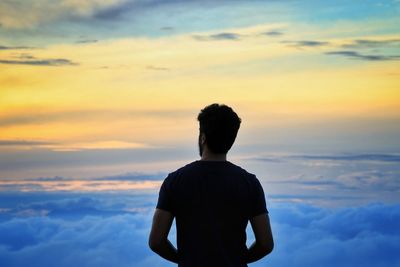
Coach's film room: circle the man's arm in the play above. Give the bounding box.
[245,213,274,264]
[148,208,179,263]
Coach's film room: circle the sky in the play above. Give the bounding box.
[1,0,400,180]
[0,1,400,266]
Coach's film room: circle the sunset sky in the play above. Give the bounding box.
[1,2,400,267]
[1,0,400,180]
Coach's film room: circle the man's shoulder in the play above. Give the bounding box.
[166,160,199,177]
[229,161,256,176]
[167,160,256,178]
[226,162,262,186]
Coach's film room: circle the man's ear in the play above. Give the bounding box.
[200,133,206,145]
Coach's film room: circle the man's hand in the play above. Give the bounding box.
[148,208,179,263]
[245,213,274,263]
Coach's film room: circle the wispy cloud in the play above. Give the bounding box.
[269,193,363,201]
[91,0,136,20]
[0,179,161,192]
[0,108,192,128]
[3,172,165,182]
[15,53,36,59]
[252,153,400,163]
[75,39,98,44]
[269,169,400,193]
[193,32,242,41]
[0,138,151,152]
[160,26,174,31]
[287,153,400,162]
[146,65,170,71]
[0,171,166,192]
[0,140,55,146]
[262,30,284,37]
[283,40,330,48]
[43,140,151,151]
[0,58,78,66]
[336,170,400,192]
[325,50,400,61]
[0,45,35,50]
[341,38,400,48]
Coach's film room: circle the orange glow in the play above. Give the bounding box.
[0,179,162,192]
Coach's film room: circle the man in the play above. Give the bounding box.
[149,103,274,266]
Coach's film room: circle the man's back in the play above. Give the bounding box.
[149,103,273,266]
[156,160,268,267]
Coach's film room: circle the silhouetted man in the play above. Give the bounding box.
[149,103,273,266]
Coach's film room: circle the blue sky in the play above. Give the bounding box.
[1,0,400,45]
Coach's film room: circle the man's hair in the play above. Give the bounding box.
[197,103,242,154]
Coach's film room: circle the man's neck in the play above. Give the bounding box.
[200,152,227,161]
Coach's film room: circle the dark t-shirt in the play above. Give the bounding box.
[156,160,268,267]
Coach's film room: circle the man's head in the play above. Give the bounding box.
[197,103,241,156]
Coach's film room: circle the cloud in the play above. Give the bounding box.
[0,0,231,29]
[0,0,128,28]
[341,38,400,48]
[0,138,150,152]
[269,169,400,193]
[93,172,165,181]
[0,58,78,66]
[0,52,75,68]
[283,40,329,47]
[269,193,364,202]
[0,179,162,192]
[146,65,170,71]
[251,153,400,201]
[0,193,167,266]
[0,172,165,192]
[193,32,242,41]
[160,26,174,31]
[253,153,400,163]
[252,203,400,267]
[0,214,161,267]
[336,170,400,192]
[192,27,287,42]
[16,194,157,217]
[7,172,166,182]
[75,39,98,44]
[262,30,284,37]
[0,108,193,128]
[15,54,36,59]
[13,196,137,219]
[0,45,35,50]
[91,0,137,20]
[0,143,192,179]
[289,153,400,162]
[0,140,56,146]
[325,50,400,61]
[0,192,398,267]
[42,140,151,152]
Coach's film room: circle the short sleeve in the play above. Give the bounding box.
[156,174,175,215]
[248,176,268,218]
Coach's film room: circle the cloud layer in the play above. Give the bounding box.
[259,202,400,267]
[0,191,398,267]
